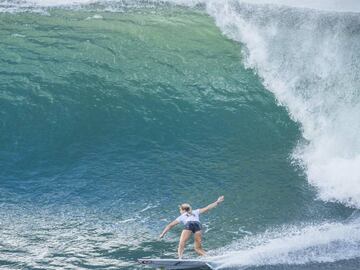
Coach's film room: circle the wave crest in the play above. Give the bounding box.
[204,0,360,208]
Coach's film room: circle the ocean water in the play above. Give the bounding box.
[0,0,359,269]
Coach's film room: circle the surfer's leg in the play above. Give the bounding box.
[194,231,206,256]
[178,230,192,259]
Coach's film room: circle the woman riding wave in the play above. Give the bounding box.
[159,196,225,259]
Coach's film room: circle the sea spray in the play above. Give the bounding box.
[210,217,360,269]
[202,0,360,208]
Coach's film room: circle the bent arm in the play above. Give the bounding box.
[199,195,224,214]
[159,219,179,238]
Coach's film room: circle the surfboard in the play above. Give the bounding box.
[138,258,213,269]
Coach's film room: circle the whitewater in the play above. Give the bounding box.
[1,0,360,269]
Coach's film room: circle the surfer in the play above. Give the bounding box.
[159,196,225,259]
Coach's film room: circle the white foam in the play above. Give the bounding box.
[202,0,360,208]
[228,0,360,13]
[210,219,360,268]
[85,13,103,19]
[156,0,360,13]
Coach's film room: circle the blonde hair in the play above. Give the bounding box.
[179,203,192,214]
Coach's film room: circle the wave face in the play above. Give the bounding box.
[2,2,360,209]
[201,0,360,208]
[0,5,306,269]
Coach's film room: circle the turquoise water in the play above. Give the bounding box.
[1,1,360,269]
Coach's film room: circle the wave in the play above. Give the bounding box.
[2,0,359,207]
[1,1,360,268]
[4,0,359,209]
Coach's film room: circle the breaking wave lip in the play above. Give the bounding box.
[215,0,360,13]
[199,0,360,209]
[208,214,360,269]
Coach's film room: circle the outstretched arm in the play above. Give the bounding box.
[159,219,179,238]
[199,195,224,214]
